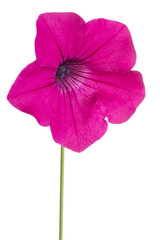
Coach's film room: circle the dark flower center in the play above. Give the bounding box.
[55,60,86,90]
[56,63,70,80]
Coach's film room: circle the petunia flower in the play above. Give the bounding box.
[7,12,145,152]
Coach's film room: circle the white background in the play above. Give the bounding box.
[0,0,160,239]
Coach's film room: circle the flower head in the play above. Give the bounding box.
[7,12,145,152]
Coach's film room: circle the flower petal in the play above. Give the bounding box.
[7,61,59,126]
[77,18,136,73]
[35,12,87,68]
[68,67,145,123]
[98,71,145,123]
[50,82,108,152]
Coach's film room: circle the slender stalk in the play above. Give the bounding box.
[59,146,65,240]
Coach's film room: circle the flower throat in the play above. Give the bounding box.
[56,63,70,80]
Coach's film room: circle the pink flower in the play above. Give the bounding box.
[7,12,145,152]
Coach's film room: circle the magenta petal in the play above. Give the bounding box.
[35,12,87,68]
[101,71,145,123]
[94,71,145,123]
[78,70,145,123]
[77,18,136,72]
[7,61,59,126]
[50,85,108,152]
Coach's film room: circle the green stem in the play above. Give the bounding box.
[59,146,65,240]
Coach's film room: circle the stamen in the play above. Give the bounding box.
[59,66,66,72]
[65,69,70,74]
[60,72,65,78]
